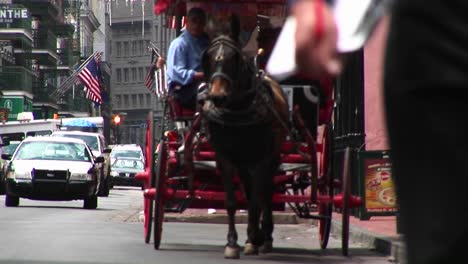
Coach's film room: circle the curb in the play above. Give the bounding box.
[147,211,405,262]
[163,212,299,225]
[330,218,405,263]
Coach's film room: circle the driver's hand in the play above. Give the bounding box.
[156,57,165,68]
[293,0,342,78]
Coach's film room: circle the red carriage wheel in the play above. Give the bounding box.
[341,147,352,256]
[143,112,155,244]
[318,123,333,249]
[153,138,168,250]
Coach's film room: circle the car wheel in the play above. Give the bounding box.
[103,176,110,197]
[98,171,110,197]
[0,179,5,195]
[83,195,98,209]
[5,194,19,207]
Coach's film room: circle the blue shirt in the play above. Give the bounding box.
[166,30,209,90]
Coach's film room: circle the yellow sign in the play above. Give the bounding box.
[364,159,397,212]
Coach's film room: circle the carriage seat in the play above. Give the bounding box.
[168,95,196,121]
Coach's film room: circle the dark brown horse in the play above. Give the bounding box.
[200,14,289,259]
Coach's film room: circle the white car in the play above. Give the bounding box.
[51,131,111,197]
[1,136,104,209]
[110,144,145,164]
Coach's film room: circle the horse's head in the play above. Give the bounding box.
[201,14,255,108]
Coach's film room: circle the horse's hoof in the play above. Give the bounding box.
[260,240,273,254]
[244,243,259,255]
[224,246,240,259]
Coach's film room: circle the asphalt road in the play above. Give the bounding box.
[0,187,391,264]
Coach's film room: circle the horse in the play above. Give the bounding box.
[200,14,289,259]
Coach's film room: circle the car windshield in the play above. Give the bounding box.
[111,149,142,159]
[112,159,144,170]
[15,141,92,162]
[56,134,99,151]
[1,141,21,155]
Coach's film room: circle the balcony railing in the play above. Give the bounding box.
[33,79,57,102]
[0,66,34,94]
[57,47,73,67]
[32,30,57,54]
[0,16,32,35]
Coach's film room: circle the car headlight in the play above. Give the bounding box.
[70,173,93,181]
[7,170,32,179]
[110,171,119,177]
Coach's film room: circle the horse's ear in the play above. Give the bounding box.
[229,14,241,43]
[205,15,216,40]
[201,48,209,75]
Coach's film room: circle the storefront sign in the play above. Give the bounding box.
[0,7,29,23]
[364,158,396,212]
[0,97,30,121]
[357,150,397,220]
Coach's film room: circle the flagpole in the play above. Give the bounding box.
[53,51,98,97]
[57,51,101,94]
[149,42,162,57]
[52,51,100,97]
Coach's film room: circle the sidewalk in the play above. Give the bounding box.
[163,208,405,262]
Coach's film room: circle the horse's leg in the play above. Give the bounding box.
[260,159,277,254]
[236,167,258,255]
[260,158,279,253]
[243,165,267,255]
[219,157,240,259]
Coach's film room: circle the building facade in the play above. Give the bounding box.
[0,0,103,122]
[109,0,174,146]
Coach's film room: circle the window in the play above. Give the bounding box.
[139,40,144,56]
[123,42,129,57]
[131,68,137,82]
[132,41,137,56]
[124,95,129,107]
[124,68,129,83]
[132,94,137,106]
[116,42,122,57]
[145,40,150,54]
[115,95,121,108]
[138,67,144,82]
[116,69,122,83]
[139,94,144,106]
[146,94,151,107]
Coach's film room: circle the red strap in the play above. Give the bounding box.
[314,0,325,41]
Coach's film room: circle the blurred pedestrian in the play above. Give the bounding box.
[290,1,468,263]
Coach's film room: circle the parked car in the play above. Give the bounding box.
[110,157,145,188]
[0,139,21,195]
[1,136,104,209]
[51,131,111,197]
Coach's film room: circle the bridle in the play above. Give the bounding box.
[201,35,271,126]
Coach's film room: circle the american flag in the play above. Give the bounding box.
[144,48,157,94]
[167,16,186,29]
[78,55,102,104]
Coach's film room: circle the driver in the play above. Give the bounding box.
[166,7,210,111]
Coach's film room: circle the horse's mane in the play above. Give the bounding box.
[205,14,241,44]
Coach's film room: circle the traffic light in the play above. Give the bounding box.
[113,115,121,125]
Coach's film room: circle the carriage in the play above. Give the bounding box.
[135,0,363,258]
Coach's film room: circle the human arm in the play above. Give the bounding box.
[166,40,203,85]
[292,0,342,78]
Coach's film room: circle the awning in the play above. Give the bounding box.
[154,0,288,16]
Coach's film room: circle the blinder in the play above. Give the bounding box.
[202,36,245,92]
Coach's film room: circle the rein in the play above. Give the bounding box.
[203,35,310,159]
[203,36,271,127]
